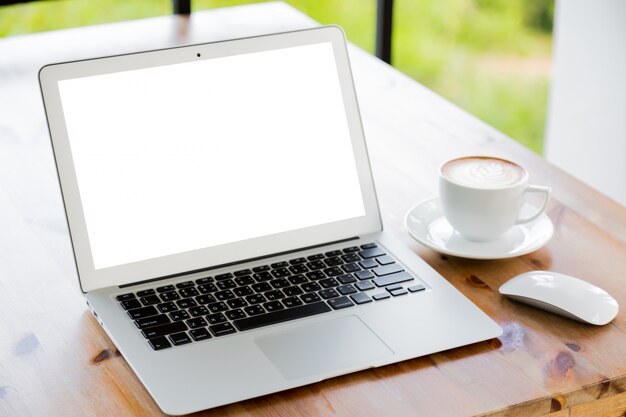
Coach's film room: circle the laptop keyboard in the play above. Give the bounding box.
[115,243,426,350]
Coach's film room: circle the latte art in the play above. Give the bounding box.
[442,157,525,188]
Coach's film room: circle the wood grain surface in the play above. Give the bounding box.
[1,3,625,416]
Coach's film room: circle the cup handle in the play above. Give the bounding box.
[515,185,551,225]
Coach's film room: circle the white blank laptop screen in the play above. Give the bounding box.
[58,42,366,270]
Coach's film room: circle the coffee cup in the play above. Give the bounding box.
[439,156,551,241]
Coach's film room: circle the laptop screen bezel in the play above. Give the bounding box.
[40,26,382,293]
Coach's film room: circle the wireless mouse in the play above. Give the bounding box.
[499,271,619,325]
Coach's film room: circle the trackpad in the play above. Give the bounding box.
[255,315,393,380]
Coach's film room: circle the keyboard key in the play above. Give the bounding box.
[328,296,354,310]
[169,310,190,321]
[252,282,272,293]
[195,277,214,285]
[342,253,360,263]
[116,293,135,301]
[135,314,170,329]
[215,273,233,281]
[157,302,177,313]
[234,302,331,331]
[283,297,303,308]
[271,261,289,269]
[289,257,307,265]
[324,257,343,267]
[342,263,361,273]
[408,284,426,293]
[189,306,209,317]
[234,269,252,277]
[359,259,378,269]
[227,298,247,309]
[372,264,404,277]
[216,279,236,290]
[289,264,308,274]
[141,321,187,338]
[301,282,322,293]
[156,285,175,293]
[355,270,375,280]
[209,322,237,337]
[244,305,266,316]
[225,309,246,320]
[252,265,270,273]
[169,332,192,346]
[360,247,385,259]
[233,286,254,297]
[235,276,255,286]
[324,267,343,277]
[373,271,414,287]
[179,287,199,298]
[306,271,325,280]
[121,299,141,310]
[198,283,218,294]
[215,290,236,301]
[338,285,357,295]
[176,281,194,289]
[337,274,357,285]
[253,272,273,282]
[160,291,180,302]
[264,300,285,312]
[307,254,324,261]
[140,295,161,306]
[264,290,285,300]
[189,328,212,341]
[186,317,208,329]
[176,295,196,308]
[148,336,171,350]
[137,289,156,297]
[385,284,403,292]
[372,292,391,301]
[300,293,321,303]
[355,281,375,291]
[319,278,339,289]
[306,260,326,270]
[390,288,408,296]
[319,289,340,299]
[206,313,227,325]
[376,255,395,265]
[195,294,216,305]
[207,301,229,313]
[246,294,267,305]
[271,278,291,289]
[325,250,342,257]
[343,246,360,253]
[127,306,158,319]
[351,293,372,305]
[289,274,308,285]
[283,286,303,297]
[271,268,290,278]
[360,243,378,249]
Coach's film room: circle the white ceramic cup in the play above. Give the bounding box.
[439,156,551,241]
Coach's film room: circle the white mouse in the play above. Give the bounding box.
[499,271,619,325]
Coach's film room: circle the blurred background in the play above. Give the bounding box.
[0,0,554,155]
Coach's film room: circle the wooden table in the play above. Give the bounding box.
[1,3,625,416]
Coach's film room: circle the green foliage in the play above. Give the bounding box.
[0,0,552,153]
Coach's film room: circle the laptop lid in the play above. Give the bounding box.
[40,26,382,293]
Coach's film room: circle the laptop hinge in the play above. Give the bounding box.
[119,236,360,288]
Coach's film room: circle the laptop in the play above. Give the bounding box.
[39,26,502,415]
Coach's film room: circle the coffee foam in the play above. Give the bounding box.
[442,157,525,188]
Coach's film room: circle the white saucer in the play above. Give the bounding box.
[404,197,554,260]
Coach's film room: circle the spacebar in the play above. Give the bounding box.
[233,302,332,331]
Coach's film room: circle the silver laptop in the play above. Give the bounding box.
[40,26,501,415]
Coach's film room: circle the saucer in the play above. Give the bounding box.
[404,197,554,260]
